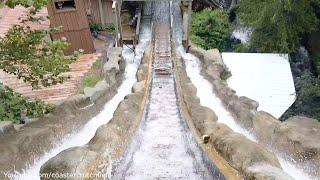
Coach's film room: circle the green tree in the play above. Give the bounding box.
[238,0,319,53]
[0,0,82,88]
[191,9,233,51]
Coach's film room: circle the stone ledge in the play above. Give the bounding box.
[0,47,125,179]
[174,53,293,179]
[190,44,320,177]
[40,45,152,180]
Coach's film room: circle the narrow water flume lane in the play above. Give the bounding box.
[171,2,316,179]
[112,2,224,179]
[175,33,315,180]
[13,20,151,180]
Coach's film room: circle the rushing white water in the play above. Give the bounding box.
[181,51,256,141]
[171,2,316,180]
[179,49,315,180]
[232,27,252,44]
[13,21,151,180]
[172,2,255,142]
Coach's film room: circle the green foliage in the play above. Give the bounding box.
[89,23,115,33]
[232,43,251,53]
[238,0,319,53]
[79,60,102,93]
[0,0,83,88]
[89,23,104,32]
[105,23,115,32]
[190,9,233,51]
[5,0,49,12]
[281,71,320,120]
[82,75,101,88]
[295,71,320,105]
[220,68,232,80]
[0,25,82,88]
[314,55,320,73]
[0,84,54,124]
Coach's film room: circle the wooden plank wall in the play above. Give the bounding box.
[85,0,114,25]
[47,0,95,55]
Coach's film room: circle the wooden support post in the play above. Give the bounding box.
[182,2,188,47]
[186,1,192,50]
[98,0,105,25]
[113,0,123,47]
[135,3,142,45]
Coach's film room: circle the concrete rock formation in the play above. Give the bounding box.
[0,47,125,179]
[189,44,320,177]
[40,46,151,180]
[174,53,292,179]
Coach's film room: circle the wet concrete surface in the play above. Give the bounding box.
[111,2,225,179]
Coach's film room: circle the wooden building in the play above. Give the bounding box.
[47,0,95,55]
[84,0,115,25]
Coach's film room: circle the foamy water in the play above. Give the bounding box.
[171,1,315,179]
[13,21,151,180]
[112,2,224,179]
[179,49,315,180]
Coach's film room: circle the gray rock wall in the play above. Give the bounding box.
[189,44,320,177]
[40,46,152,180]
[174,52,293,179]
[0,47,125,179]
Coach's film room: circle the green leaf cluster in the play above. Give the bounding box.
[89,23,115,33]
[0,83,54,124]
[0,25,82,88]
[295,71,320,105]
[190,9,233,51]
[238,0,319,53]
[5,0,49,12]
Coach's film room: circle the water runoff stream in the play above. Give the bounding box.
[11,1,317,180]
[13,14,152,180]
[171,1,316,180]
[111,2,224,179]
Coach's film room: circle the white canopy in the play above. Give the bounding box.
[221,53,296,119]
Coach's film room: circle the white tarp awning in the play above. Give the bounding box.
[221,53,296,119]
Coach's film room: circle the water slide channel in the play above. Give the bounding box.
[112,2,224,179]
[171,2,316,179]
[12,1,317,180]
[14,14,152,180]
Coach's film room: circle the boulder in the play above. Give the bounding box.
[239,96,259,111]
[84,80,109,102]
[68,94,93,110]
[252,111,279,142]
[137,64,148,82]
[189,43,205,60]
[132,80,146,93]
[209,123,288,179]
[40,147,104,180]
[0,121,14,133]
[273,116,320,164]
[247,163,294,180]
[203,49,223,64]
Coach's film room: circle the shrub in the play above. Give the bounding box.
[220,68,232,80]
[282,71,320,121]
[295,71,320,105]
[0,84,55,124]
[82,75,101,88]
[79,60,102,93]
[89,22,104,32]
[190,9,233,51]
[89,23,115,33]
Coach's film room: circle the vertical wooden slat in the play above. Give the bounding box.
[48,0,95,55]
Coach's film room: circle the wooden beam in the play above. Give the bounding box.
[98,0,105,25]
[113,0,123,46]
[135,4,142,41]
[186,0,192,49]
